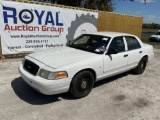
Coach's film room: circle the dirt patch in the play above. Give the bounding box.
[133,98,151,108]
[114,94,126,101]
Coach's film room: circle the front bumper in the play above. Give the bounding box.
[149,37,160,42]
[18,64,71,95]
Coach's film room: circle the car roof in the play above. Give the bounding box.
[87,31,135,38]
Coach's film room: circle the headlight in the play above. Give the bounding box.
[38,69,68,80]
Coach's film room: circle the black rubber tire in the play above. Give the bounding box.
[132,57,148,75]
[69,71,94,99]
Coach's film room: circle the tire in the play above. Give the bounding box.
[132,57,148,74]
[69,71,94,98]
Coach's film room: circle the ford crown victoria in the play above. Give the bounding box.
[19,32,154,98]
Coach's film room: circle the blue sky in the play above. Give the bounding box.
[113,0,160,24]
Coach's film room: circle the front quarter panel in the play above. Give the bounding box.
[55,55,104,80]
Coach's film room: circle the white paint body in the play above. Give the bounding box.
[19,32,154,95]
[149,35,160,41]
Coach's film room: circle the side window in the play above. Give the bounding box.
[109,36,125,53]
[125,36,141,51]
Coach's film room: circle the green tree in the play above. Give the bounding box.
[34,0,147,11]
[83,0,114,11]
[143,23,160,29]
[50,0,114,12]
[52,0,81,7]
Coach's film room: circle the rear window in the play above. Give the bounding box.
[125,36,141,51]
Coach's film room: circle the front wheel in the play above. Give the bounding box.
[132,57,148,74]
[69,71,94,99]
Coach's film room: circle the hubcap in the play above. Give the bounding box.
[81,80,87,89]
[140,62,144,69]
[78,77,90,93]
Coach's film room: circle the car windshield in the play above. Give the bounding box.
[68,34,111,54]
[155,32,160,35]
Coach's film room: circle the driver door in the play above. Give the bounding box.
[103,36,128,76]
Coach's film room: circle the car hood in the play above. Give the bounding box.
[150,35,159,37]
[28,46,97,68]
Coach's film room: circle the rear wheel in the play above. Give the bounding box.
[132,57,148,74]
[69,71,94,98]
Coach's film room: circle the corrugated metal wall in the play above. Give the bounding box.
[0,0,143,59]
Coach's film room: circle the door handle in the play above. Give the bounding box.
[139,51,142,53]
[124,54,128,57]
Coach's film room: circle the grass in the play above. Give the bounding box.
[142,29,158,33]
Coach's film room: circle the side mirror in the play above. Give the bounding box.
[66,40,72,46]
[107,48,118,54]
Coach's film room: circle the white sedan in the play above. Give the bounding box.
[149,31,160,42]
[19,32,154,98]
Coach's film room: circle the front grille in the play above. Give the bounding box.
[149,37,157,40]
[23,59,39,75]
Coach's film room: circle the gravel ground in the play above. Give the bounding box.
[0,48,160,120]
